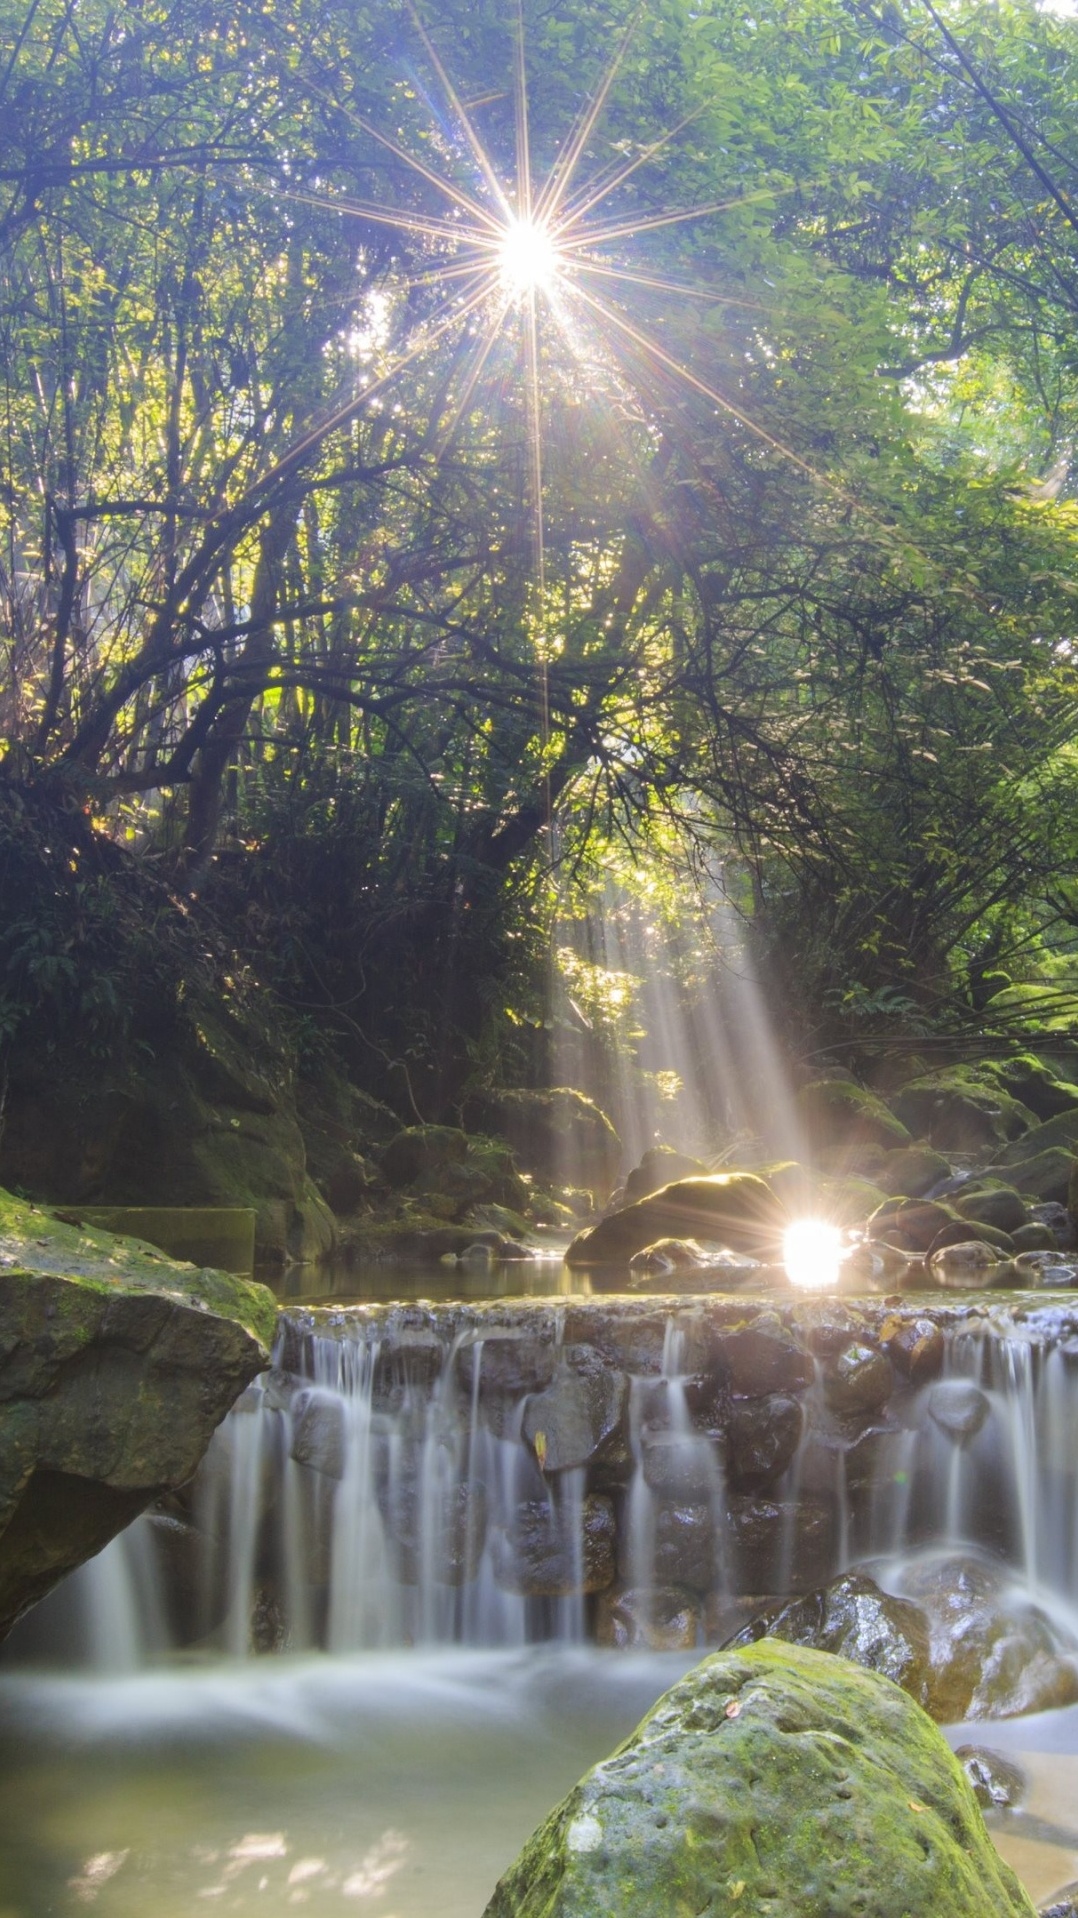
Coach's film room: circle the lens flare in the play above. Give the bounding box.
[498,218,559,295]
[783,1219,844,1291]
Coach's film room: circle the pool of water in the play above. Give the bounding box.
[2,1647,1078,1916]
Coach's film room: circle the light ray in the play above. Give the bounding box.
[514,0,534,222]
[562,190,781,250]
[405,0,515,221]
[566,277,859,499]
[557,102,715,227]
[534,4,644,227]
[280,188,494,250]
[434,298,514,452]
[323,97,502,234]
[570,258,776,307]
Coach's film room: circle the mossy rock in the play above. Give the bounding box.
[987,1144,1078,1208]
[464,1088,621,1197]
[483,1640,1036,1917]
[954,1185,1029,1235]
[565,1174,787,1270]
[892,1069,1038,1154]
[875,1144,952,1199]
[981,1054,1078,1122]
[624,1146,708,1204]
[0,1188,276,1639]
[794,1079,910,1157]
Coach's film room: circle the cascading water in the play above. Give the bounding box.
[15,1295,1078,1672]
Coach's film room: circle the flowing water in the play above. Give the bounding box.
[8,1274,1078,1913]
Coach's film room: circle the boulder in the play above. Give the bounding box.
[927,1218,1016,1260]
[623,1146,708,1204]
[0,1189,276,1639]
[464,1088,621,1198]
[727,1572,932,1705]
[954,1184,1030,1234]
[726,1394,804,1492]
[565,1173,787,1269]
[624,1501,716,1591]
[982,1054,1078,1122]
[595,1584,699,1650]
[874,1143,953,1198]
[892,1069,1037,1154]
[878,1313,946,1384]
[707,1317,814,1395]
[867,1197,959,1251]
[928,1240,1012,1287]
[822,1340,894,1418]
[794,1078,911,1155]
[483,1640,1036,1918]
[896,1552,1078,1722]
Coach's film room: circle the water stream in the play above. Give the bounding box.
[8,1279,1078,1912]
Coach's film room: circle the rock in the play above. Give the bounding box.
[822,1341,894,1417]
[724,1495,836,1593]
[867,1198,959,1251]
[955,1185,1030,1234]
[482,1640,1036,1918]
[878,1313,946,1383]
[0,1188,276,1639]
[456,1329,556,1404]
[927,1380,991,1443]
[290,1387,347,1478]
[625,1501,716,1591]
[1012,1250,1078,1285]
[565,1174,787,1269]
[927,1219,1016,1260]
[794,1078,911,1155]
[463,1088,621,1199]
[726,1394,804,1491]
[1010,1224,1060,1253]
[1031,1200,1077,1244]
[521,1352,627,1473]
[624,1147,708,1204]
[726,1572,932,1706]
[928,1239,1010,1286]
[639,1424,722,1498]
[1041,1885,1078,1918]
[892,1069,1038,1154]
[896,1552,1078,1722]
[709,1318,814,1395]
[595,1584,699,1650]
[875,1144,953,1198]
[628,1236,711,1274]
[380,1125,469,1188]
[982,1054,1078,1122]
[383,1479,488,1585]
[954,1746,1026,1811]
[492,1494,616,1596]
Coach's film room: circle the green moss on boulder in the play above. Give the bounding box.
[795,1079,911,1156]
[565,1174,786,1270]
[483,1640,1035,1917]
[0,1189,276,1638]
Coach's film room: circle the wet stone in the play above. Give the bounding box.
[868,1199,957,1252]
[1040,1884,1078,1918]
[595,1584,699,1651]
[624,1500,716,1592]
[521,1349,627,1474]
[822,1340,894,1418]
[1013,1250,1078,1286]
[726,1394,803,1492]
[878,1314,946,1384]
[289,1388,347,1480]
[709,1318,813,1396]
[953,1745,1027,1811]
[456,1331,556,1400]
[492,1493,616,1597]
[723,1494,837,1594]
[928,1380,991,1443]
[383,1479,488,1586]
[372,1333,446,1409]
[639,1424,722,1498]
[929,1239,1010,1287]
[726,1572,932,1709]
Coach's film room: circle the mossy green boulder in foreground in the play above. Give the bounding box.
[483,1641,1036,1918]
[0,1187,277,1639]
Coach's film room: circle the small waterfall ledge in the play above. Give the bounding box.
[25,1292,1078,1668]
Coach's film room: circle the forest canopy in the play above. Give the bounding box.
[2,0,1078,1115]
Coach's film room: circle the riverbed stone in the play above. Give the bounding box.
[927,1218,1017,1260]
[726,1394,804,1491]
[954,1745,1027,1811]
[0,1188,276,1640]
[822,1340,894,1417]
[955,1184,1030,1234]
[624,1147,708,1204]
[521,1351,627,1474]
[639,1424,722,1498]
[727,1571,932,1706]
[483,1639,1037,1918]
[290,1388,347,1479]
[867,1197,958,1251]
[565,1173,787,1269]
[892,1069,1038,1154]
[929,1239,1011,1286]
[875,1144,953,1197]
[927,1379,991,1444]
[492,1494,616,1596]
[627,1501,717,1591]
[897,1551,1078,1721]
[384,1479,488,1585]
[878,1312,946,1383]
[709,1318,814,1395]
[595,1583,699,1650]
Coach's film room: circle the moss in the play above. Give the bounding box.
[0,1188,277,1350]
[484,1641,1036,1918]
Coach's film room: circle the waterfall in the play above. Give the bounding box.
[11,1296,1078,1670]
